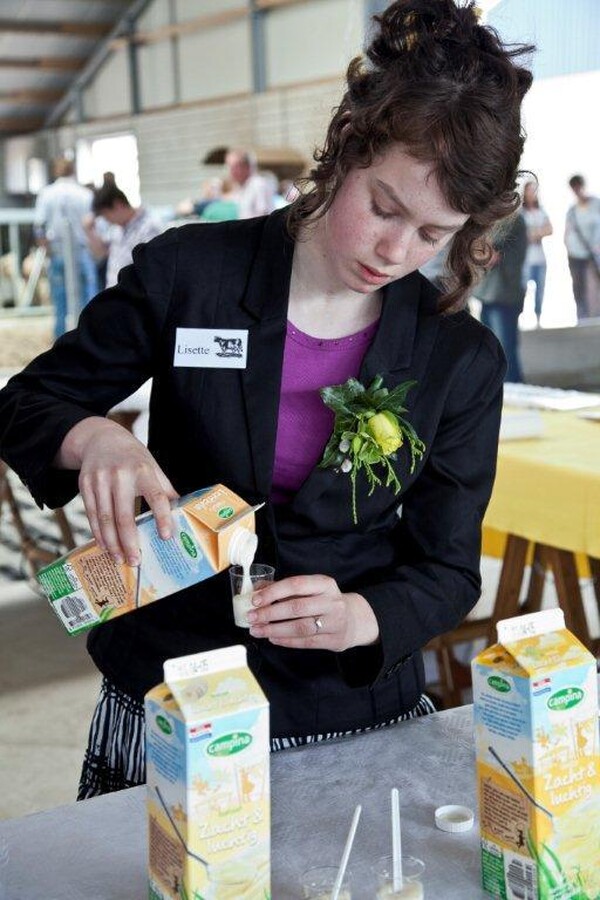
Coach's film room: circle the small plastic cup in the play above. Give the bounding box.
[228,563,275,628]
[373,856,425,898]
[300,865,353,899]
[207,862,257,899]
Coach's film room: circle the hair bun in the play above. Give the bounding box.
[368,0,483,67]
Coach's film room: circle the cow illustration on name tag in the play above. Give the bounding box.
[214,336,244,359]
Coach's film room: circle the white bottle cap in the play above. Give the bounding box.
[228,527,258,567]
[434,805,474,833]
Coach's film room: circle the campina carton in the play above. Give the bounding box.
[472,608,600,900]
[145,645,270,900]
[36,485,260,635]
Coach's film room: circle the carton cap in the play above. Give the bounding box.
[435,805,474,833]
[497,608,564,645]
[164,645,247,683]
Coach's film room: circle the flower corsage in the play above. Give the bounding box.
[319,375,426,524]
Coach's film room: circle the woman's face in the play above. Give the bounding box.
[321,145,468,294]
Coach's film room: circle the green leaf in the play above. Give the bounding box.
[359,445,382,464]
[345,378,366,397]
[370,388,389,403]
[336,414,356,432]
[385,381,417,407]
[320,388,353,417]
[319,434,342,468]
[368,375,384,392]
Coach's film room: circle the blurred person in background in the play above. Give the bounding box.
[176,177,224,219]
[475,211,528,383]
[84,184,162,289]
[34,157,98,338]
[564,174,600,321]
[522,180,552,326]
[198,178,240,223]
[225,148,276,218]
[274,178,300,209]
[91,172,118,288]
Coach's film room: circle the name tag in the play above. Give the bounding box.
[173,328,248,369]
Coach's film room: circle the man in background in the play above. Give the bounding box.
[84,183,162,289]
[225,148,276,219]
[34,157,98,338]
[564,174,600,320]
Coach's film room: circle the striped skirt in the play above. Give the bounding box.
[78,677,436,799]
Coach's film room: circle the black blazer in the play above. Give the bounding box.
[0,209,506,737]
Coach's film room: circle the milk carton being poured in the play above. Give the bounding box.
[37,484,262,635]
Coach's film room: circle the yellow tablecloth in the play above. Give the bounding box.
[483,410,600,559]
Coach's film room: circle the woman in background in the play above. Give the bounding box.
[522,179,553,326]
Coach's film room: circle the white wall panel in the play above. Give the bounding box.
[138,0,176,109]
[138,0,170,29]
[178,20,251,101]
[83,51,130,119]
[176,0,247,21]
[139,41,177,109]
[266,0,364,86]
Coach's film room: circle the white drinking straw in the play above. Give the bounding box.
[331,804,362,900]
[392,787,403,892]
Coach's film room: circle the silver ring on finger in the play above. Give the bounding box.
[313,616,324,635]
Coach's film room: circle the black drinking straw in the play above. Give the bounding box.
[488,746,553,819]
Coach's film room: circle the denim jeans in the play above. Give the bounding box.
[525,262,546,320]
[480,303,523,383]
[49,249,99,339]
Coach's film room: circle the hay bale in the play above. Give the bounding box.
[0,316,54,370]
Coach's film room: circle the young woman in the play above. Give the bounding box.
[522,180,553,325]
[0,0,533,798]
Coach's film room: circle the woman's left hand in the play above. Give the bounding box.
[247,574,379,652]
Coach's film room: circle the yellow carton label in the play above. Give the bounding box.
[472,609,600,899]
[145,646,271,900]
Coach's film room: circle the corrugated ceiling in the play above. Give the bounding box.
[0,0,132,136]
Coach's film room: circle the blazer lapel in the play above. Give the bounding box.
[239,210,294,498]
[360,270,422,382]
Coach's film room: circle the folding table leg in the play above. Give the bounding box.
[589,557,600,656]
[521,543,547,615]
[589,556,600,611]
[54,508,76,551]
[545,547,592,649]
[487,534,529,644]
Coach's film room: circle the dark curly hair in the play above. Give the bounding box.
[287,0,534,311]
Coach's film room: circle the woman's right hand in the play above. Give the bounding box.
[56,416,179,566]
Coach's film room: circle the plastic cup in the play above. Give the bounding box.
[300,865,353,899]
[207,861,257,899]
[228,563,275,628]
[374,856,425,898]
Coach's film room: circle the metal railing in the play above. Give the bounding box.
[0,209,47,313]
[0,209,89,327]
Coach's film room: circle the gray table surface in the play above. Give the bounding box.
[0,704,488,899]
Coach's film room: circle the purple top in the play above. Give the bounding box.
[271,318,379,503]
